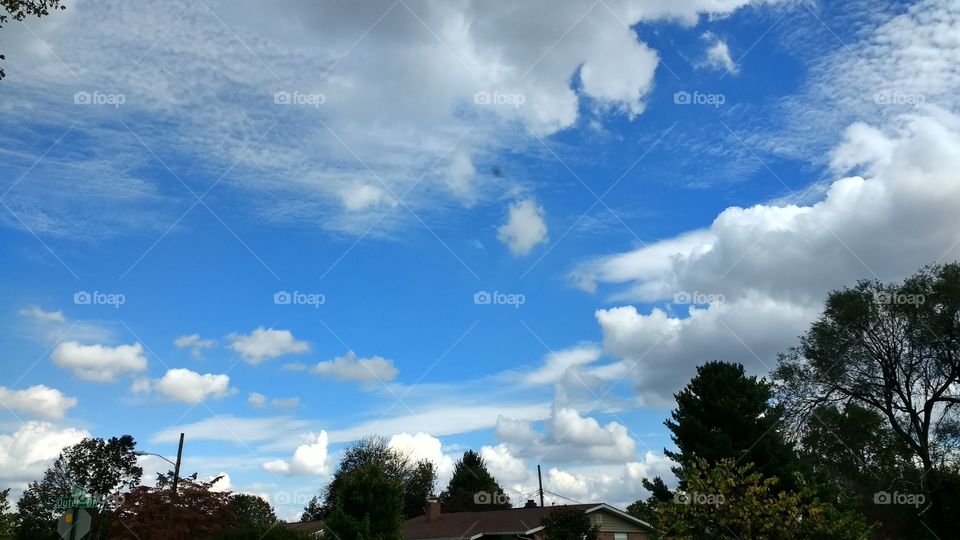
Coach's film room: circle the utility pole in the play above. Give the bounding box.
[537,465,544,507]
[172,433,184,499]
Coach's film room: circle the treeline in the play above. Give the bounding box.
[628,263,960,539]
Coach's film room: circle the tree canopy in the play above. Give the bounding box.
[440,450,510,512]
[540,506,598,540]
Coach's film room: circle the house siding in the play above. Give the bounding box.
[589,511,649,533]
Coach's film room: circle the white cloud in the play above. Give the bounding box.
[228,327,309,364]
[481,444,528,484]
[0,385,78,420]
[262,431,330,476]
[18,306,65,323]
[496,406,637,463]
[51,341,148,382]
[174,334,216,358]
[208,472,232,492]
[248,392,267,407]
[154,368,232,404]
[249,392,300,408]
[701,32,738,74]
[388,432,455,482]
[495,416,538,444]
[152,416,312,445]
[497,199,548,256]
[575,109,960,405]
[0,421,89,485]
[0,0,775,239]
[310,351,399,383]
[521,344,602,386]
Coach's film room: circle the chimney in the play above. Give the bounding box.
[425,498,441,522]
[524,499,538,508]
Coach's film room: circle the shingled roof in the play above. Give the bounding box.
[403,503,650,540]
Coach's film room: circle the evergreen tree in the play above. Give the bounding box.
[440,450,510,512]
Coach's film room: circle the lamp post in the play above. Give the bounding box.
[135,433,184,498]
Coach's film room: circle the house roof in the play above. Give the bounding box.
[281,519,326,534]
[403,503,653,540]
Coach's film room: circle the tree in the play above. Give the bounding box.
[626,477,671,526]
[112,473,236,539]
[0,0,66,80]
[15,435,142,539]
[300,496,322,522]
[657,459,866,539]
[540,506,598,540]
[775,263,960,535]
[324,464,403,540]
[227,494,277,530]
[0,489,15,539]
[440,450,510,512]
[402,459,437,519]
[320,437,409,518]
[665,361,798,488]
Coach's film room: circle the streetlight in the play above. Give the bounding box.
[134,433,184,498]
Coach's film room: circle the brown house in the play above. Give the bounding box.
[403,501,655,540]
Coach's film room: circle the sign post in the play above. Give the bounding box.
[55,484,97,540]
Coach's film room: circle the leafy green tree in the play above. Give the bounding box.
[540,506,598,540]
[16,435,142,539]
[658,459,866,540]
[440,450,510,512]
[227,493,277,530]
[775,263,960,535]
[320,437,409,517]
[665,361,798,489]
[402,459,437,519]
[324,464,403,540]
[0,0,66,80]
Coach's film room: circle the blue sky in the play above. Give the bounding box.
[2,0,960,520]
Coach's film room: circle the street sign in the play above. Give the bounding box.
[55,484,100,509]
[57,509,91,540]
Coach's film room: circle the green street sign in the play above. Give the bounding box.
[54,484,101,510]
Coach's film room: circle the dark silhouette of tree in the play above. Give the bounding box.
[665,361,798,489]
[0,0,66,80]
[440,450,510,512]
[299,496,323,522]
[775,262,960,536]
[227,493,277,530]
[320,437,409,517]
[626,477,671,526]
[402,459,437,519]
[540,507,598,540]
[0,489,15,539]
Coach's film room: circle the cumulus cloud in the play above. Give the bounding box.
[262,431,330,476]
[481,443,528,484]
[497,199,548,256]
[521,344,602,386]
[574,109,960,405]
[388,432,456,482]
[174,334,216,358]
[154,368,232,404]
[51,341,148,382]
[228,327,309,364]
[309,351,399,383]
[496,406,637,463]
[0,385,78,420]
[0,422,89,485]
[701,32,738,74]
